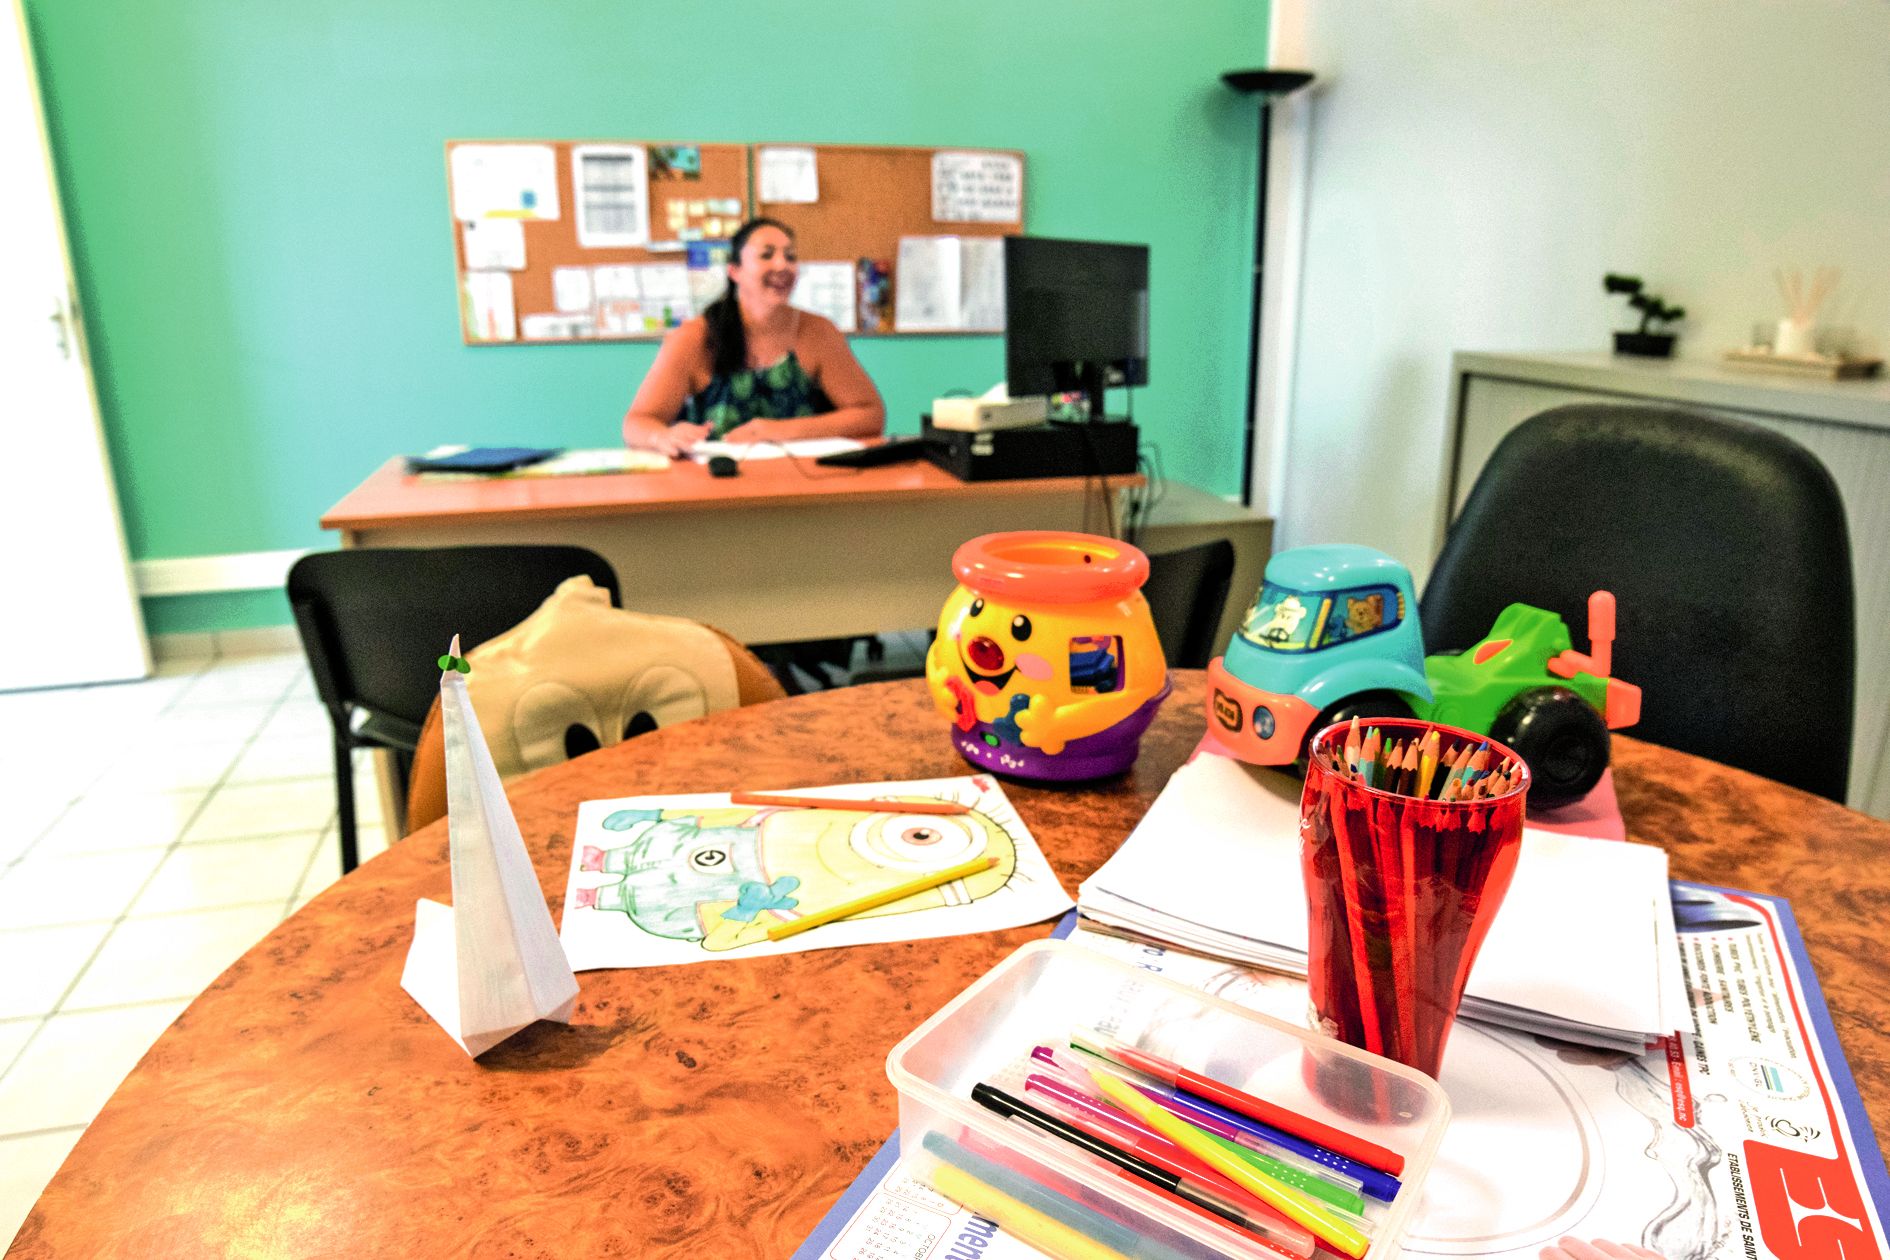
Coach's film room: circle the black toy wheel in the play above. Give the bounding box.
[1488,686,1609,807]
[1301,690,1415,765]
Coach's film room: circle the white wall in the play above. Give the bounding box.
[1274,1,1890,570]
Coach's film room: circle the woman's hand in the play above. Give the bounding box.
[642,422,709,457]
[720,418,778,445]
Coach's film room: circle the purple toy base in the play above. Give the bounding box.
[949,682,1171,782]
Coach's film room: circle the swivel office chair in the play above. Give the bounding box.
[1423,404,1854,801]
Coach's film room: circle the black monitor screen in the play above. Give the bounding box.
[1004,236,1149,416]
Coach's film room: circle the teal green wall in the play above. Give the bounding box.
[27,0,1266,630]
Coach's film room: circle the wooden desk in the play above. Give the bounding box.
[321,456,1146,644]
[16,675,1886,1257]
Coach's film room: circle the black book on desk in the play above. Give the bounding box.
[920,418,1139,482]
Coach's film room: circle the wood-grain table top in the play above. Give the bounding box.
[321,454,1144,532]
[13,674,1888,1258]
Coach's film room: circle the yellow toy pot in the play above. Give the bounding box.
[924,531,1170,781]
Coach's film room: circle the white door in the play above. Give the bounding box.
[0,0,149,690]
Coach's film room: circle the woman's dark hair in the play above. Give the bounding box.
[702,217,794,379]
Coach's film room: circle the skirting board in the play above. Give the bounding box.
[134,548,312,597]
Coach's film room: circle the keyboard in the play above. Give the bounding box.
[815,438,935,469]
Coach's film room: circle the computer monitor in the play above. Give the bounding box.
[1004,236,1149,421]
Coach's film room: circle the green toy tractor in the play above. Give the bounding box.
[1414,591,1642,807]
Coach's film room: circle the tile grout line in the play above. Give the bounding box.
[0,659,303,1093]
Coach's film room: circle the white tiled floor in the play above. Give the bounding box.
[0,649,387,1247]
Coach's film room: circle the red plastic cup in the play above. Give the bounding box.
[1299,718,1528,1078]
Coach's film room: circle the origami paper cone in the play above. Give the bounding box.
[401,637,579,1057]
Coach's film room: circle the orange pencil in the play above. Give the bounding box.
[730,792,970,815]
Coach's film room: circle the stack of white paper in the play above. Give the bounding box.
[1078,753,1688,1053]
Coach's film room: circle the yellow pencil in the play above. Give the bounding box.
[929,1162,1134,1260]
[1090,1072,1372,1259]
[764,856,999,941]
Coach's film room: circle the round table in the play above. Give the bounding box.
[12,675,1889,1257]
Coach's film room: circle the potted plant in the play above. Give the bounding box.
[1604,273,1685,357]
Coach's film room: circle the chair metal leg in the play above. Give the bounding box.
[334,736,360,875]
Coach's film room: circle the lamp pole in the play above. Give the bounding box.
[1222,68,1314,508]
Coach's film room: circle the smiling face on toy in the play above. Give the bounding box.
[954,595,1055,697]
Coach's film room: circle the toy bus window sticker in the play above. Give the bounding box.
[1067,635,1124,694]
[1317,583,1402,649]
[1239,583,1331,652]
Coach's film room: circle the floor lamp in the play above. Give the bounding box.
[1223,68,1315,508]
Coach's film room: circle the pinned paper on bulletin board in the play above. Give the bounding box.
[451,144,560,221]
[791,262,857,332]
[893,236,1005,332]
[461,219,525,270]
[572,143,650,248]
[932,150,1022,223]
[462,271,517,342]
[758,145,820,204]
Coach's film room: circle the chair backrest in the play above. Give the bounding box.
[1423,404,1854,800]
[287,546,622,735]
[1144,539,1238,670]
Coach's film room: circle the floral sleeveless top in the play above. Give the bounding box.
[683,352,833,438]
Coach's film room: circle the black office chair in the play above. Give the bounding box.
[1144,539,1237,669]
[1423,405,1854,801]
[287,546,622,872]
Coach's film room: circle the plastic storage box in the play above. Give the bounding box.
[886,939,1451,1260]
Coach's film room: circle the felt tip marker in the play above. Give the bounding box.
[1073,1029,1406,1177]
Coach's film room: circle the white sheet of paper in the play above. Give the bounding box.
[637,263,691,323]
[572,143,650,248]
[519,312,592,341]
[758,145,820,203]
[450,143,560,221]
[461,218,525,270]
[894,236,962,332]
[791,261,858,331]
[592,265,643,335]
[462,270,516,341]
[931,150,1022,223]
[1079,752,1671,1045]
[690,438,865,462]
[558,775,1072,970]
[959,237,1006,331]
[552,266,594,314]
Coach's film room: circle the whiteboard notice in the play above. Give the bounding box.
[450,144,560,221]
[757,145,819,204]
[931,151,1022,223]
[573,144,650,248]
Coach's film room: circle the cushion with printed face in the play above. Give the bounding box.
[468,576,745,778]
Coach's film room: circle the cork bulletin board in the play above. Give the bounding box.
[446,138,1025,344]
[447,139,750,344]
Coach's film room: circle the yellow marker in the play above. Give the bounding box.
[1090,1072,1373,1259]
[928,1162,1133,1260]
[764,856,998,941]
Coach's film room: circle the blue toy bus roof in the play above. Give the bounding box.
[1265,544,1414,593]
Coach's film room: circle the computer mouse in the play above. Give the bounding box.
[707,455,740,478]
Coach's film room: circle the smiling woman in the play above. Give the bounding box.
[621,217,886,457]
